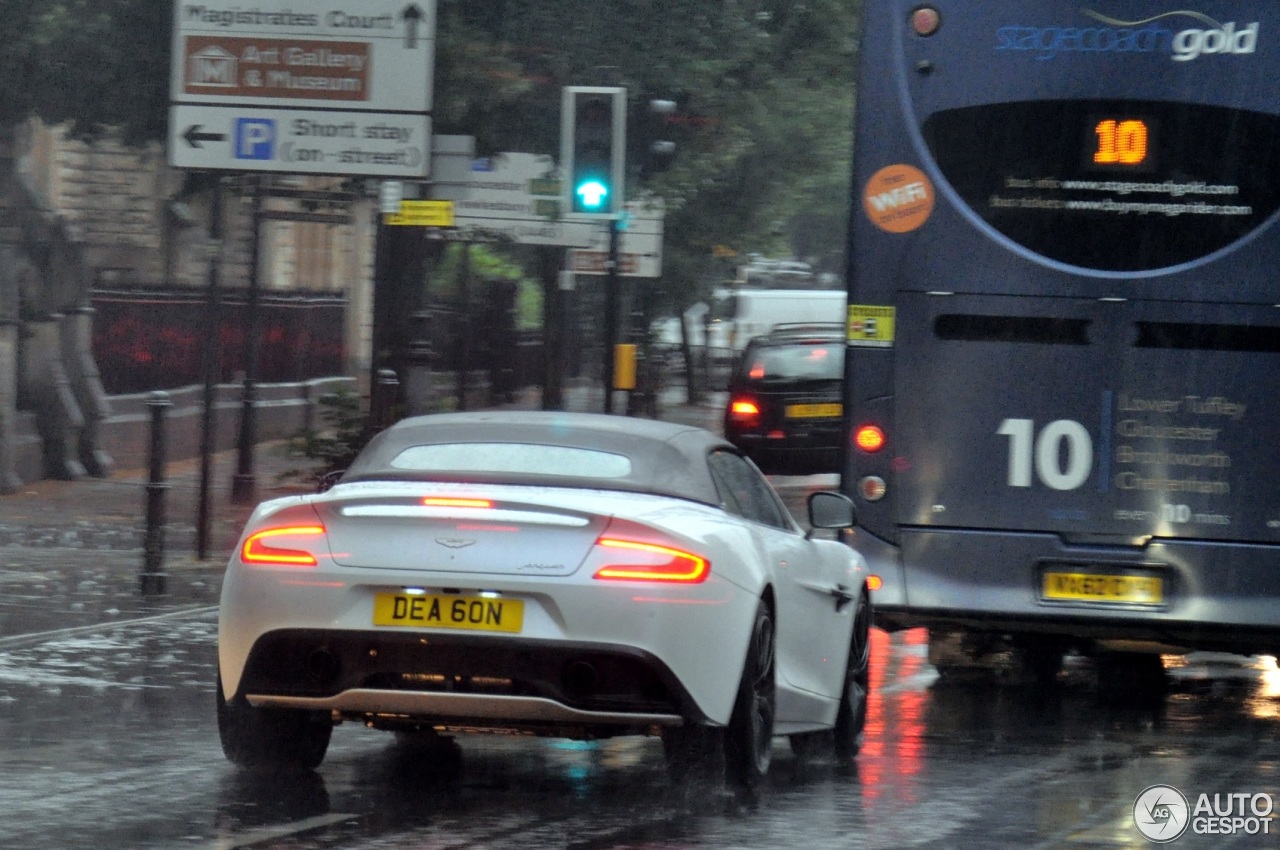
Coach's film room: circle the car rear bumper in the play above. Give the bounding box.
[859,527,1280,655]
[236,628,706,734]
[218,562,758,726]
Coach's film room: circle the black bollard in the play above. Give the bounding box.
[376,369,399,431]
[140,390,172,595]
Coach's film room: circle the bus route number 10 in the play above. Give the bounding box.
[997,418,1093,491]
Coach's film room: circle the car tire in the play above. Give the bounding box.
[217,669,332,772]
[833,587,871,760]
[724,598,776,792]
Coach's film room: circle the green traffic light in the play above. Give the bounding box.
[576,179,609,210]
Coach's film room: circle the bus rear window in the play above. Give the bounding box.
[922,100,1280,271]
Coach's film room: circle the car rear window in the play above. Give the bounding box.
[388,443,633,479]
[745,343,843,381]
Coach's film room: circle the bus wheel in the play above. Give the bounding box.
[1095,651,1168,708]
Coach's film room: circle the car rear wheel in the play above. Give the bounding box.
[217,669,332,772]
[724,598,776,791]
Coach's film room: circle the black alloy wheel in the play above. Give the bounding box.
[216,668,332,772]
[725,598,777,791]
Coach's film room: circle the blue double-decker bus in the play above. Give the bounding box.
[842,1,1280,686]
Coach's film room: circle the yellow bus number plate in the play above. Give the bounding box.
[1042,572,1163,605]
[785,403,843,419]
[373,593,524,633]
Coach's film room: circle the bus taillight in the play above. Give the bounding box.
[854,424,886,453]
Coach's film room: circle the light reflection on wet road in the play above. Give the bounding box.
[0,611,1276,850]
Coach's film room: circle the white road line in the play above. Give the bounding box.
[0,605,218,650]
[205,813,360,850]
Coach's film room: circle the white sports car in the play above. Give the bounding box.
[217,411,871,789]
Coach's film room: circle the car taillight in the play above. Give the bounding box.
[588,518,709,584]
[729,397,761,424]
[854,424,886,453]
[241,525,326,566]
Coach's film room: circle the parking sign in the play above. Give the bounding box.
[235,119,276,160]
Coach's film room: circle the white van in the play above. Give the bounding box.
[721,289,846,353]
[651,288,846,360]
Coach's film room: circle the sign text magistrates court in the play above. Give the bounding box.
[168,1,435,177]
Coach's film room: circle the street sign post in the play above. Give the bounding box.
[171,1,434,113]
[169,104,430,176]
[168,0,435,177]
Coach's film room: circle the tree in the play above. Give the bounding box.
[1,0,169,142]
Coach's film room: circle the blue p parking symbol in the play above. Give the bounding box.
[234,119,275,160]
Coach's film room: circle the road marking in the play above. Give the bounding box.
[205,813,359,849]
[0,605,217,650]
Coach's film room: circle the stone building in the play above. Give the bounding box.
[0,119,376,491]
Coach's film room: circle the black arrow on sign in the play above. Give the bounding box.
[183,125,226,148]
[402,4,424,48]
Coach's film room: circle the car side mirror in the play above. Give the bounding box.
[807,490,856,531]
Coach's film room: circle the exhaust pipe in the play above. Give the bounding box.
[562,660,599,697]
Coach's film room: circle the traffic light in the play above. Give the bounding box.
[561,86,626,216]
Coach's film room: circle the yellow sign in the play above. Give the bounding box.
[384,200,455,227]
[847,304,896,347]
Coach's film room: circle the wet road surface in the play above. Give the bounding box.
[1,478,1278,850]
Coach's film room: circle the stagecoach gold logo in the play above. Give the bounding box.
[996,10,1260,63]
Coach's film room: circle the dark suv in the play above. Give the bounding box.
[723,324,845,475]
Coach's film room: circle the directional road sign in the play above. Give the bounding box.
[169,104,431,176]
[170,0,435,113]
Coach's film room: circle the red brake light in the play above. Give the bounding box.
[729,398,761,423]
[241,525,325,566]
[748,362,766,379]
[855,424,887,453]
[592,538,710,583]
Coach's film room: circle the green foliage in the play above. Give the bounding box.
[281,388,369,482]
[1,0,169,141]
[430,244,543,330]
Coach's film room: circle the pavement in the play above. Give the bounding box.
[0,383,727,634]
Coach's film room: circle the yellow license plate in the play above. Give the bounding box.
[1042,572,1163,605]
[785,402,842,419]
[373,593,524,633]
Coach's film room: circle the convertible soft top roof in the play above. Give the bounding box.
[340,411,735,506]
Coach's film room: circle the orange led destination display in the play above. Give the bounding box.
[1092,118,1149,167]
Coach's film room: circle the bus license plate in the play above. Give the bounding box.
[373,593,524,633]
[1041,572,1163,605]
[786,402,842,419]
